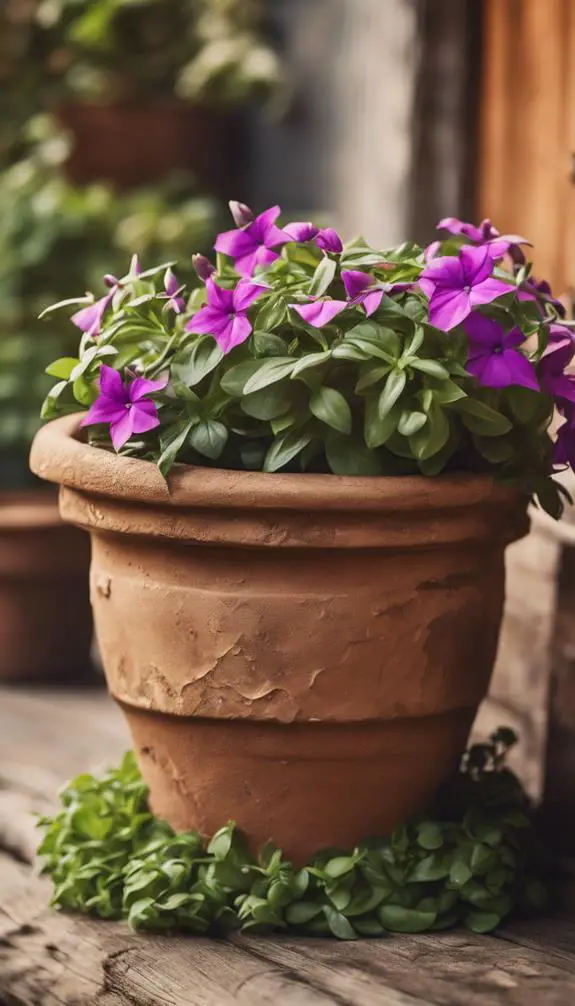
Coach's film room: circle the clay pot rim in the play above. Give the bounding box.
[31,414,524,515]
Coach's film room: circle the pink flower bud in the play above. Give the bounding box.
[229,200,254,228]
[192,254,216,282]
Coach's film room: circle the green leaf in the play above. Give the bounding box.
[308,256,337,297]
[158,420,195,476]
[172,337,224,388]
[285,902,323,925]
[378,370,407,420]
[453,398,513,437]
[326,434,382,475]
[255,295,288,331]
[189,419,228,460]
[355,364,392,393]
[207,825,234,859]
[416,822,444,850]
[431,379,467,405]
[310,387,352,434]
[409,854,450,882]
[364,397,400,449]
[378,904,436,933]
[243,359,296,395]
[263,430,312,473]
[291,352,332,378]
[398,410,427,437]
[251,332,288,357]
[409,404,450,460]
[449,859,473,888]
[324,855,358,879]
[323,906,358,940]
[241,385,293,421]
[221,360,265,396]
[408,359,449,379]
[464,910,501,934]
[45,357,79,380]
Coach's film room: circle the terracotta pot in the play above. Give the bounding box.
[57,101,245,196]
[31,415,528,861]
[0,489,92,681]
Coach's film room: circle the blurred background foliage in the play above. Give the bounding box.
[0,0,281,485]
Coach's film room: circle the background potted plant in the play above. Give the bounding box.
[31,203,573,858]
[2,0,282,194]
[0,116,215,680]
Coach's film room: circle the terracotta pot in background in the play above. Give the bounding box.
[31,416,527,861]
[57,101,245,197]
[0,490,92,682]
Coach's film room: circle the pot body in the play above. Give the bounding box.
[0,491,92,681]
[31,417,528,860]
[57,101,245,196]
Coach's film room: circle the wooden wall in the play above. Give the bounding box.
[479,0,575,297]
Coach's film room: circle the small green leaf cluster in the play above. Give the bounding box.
[38,730,547,940]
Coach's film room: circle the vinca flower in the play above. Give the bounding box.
[342,270,413,316]
[464,315,538,390]
[161,268,186,314]
[81,366,168,451]
[438,217,530,261]
[315,228,343,254]
[71,291,115,338]
[186,278,266,352]
[419,245,515,331]
[215,204,290,277]
[539,326,575,405]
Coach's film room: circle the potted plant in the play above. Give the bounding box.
[0,119,215,681]
[9,0,282,193]
[30,204,573,860]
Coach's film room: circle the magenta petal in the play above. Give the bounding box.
[235,247,278,278]
[420,255,464,288]
[216,314,252,353]
[469,277,515,309]
[131,400,160,434]
[316,228,343,254]
[206,280,234,312]
[233,280,267,312]
[80,397,126,428]
[547,374,575,404]
[186,306,229,336]
[363,290,384,316]
[110,409,136,451]
[293,300,347,328]
[214,228,256,260]
[437,217,483,242]
[501,349,539,390]
[284,221,319,242]
[71,292,112,335]
[428,289,471,331]
[99,365,126,403]
[129,374,169,402]
[460,244,493,285]
[424,241,442,262]
[342,270,372,300]
[464,314,504,348]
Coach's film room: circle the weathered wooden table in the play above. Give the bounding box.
[1,684,575,1006]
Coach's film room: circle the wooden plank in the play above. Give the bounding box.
[3,688,575,1005]
[479,0,575,294]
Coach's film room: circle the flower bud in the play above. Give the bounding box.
[229,200,254,228]
[192,254,216,282]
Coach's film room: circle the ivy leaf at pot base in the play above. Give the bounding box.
[37,729,548,941]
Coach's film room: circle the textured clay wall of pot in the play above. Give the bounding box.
[31,417,529,860]
[0,491,92,681]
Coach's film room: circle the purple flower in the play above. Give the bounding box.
[71,291,114,338]
[292,299,348,328]
[284,221,320,243]
[186,278,266,353]
[316,228,343,254]
[342,270,413,316]
[437,217,530,262]
[192,254,216,283]
[419,245,515,331]
[81,365,168,451]
[229,200,254,228]
[518,276,567,318]
[160,268,186,314]
[464,314,538,390]
[424,241,441,262]
[214,204,290,278]
[539,325,575,405]
[554,406,575,469]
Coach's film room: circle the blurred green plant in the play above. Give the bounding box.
[0,0,282,158]
[0,116,216,482]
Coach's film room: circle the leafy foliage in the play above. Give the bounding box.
[38,730,547,940]
[43,210,570,515]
